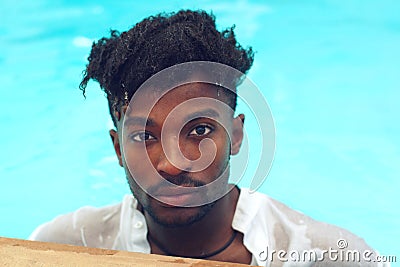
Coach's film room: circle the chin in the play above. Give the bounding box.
[145,202,215,228]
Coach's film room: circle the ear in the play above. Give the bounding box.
[109,129,123,167]
[231,114,244,155]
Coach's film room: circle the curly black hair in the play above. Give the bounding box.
[79,9,254,127]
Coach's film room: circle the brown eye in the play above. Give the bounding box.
[189,125,213,136]
[130,132,155,142]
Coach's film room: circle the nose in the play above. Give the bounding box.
[155,136,189,176]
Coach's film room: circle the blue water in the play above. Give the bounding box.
[1,0,399,261]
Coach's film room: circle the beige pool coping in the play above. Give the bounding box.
[0,237,254,266]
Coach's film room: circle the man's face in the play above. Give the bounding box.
[111,83,244,227]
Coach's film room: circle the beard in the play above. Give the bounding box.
[124,155,231,227]
[142,199,216,228]
[126,172,222,228]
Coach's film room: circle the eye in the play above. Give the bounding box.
[130,132,156,142]
[189,125,213,137]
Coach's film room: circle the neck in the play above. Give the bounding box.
[144,185,240,257]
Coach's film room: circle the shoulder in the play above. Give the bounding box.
[239,189,383,266]
[29,201,122,249]
[264,194,371,250]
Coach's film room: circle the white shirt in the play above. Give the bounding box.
[29,188,388,266]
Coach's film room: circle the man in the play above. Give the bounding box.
[30,10,387,266]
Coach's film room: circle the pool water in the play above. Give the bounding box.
[0,0,399,260]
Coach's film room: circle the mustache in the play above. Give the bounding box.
[147,174,206,196]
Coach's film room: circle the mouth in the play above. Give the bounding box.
[152,185,202,207]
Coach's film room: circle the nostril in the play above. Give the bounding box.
[156,154,183,176]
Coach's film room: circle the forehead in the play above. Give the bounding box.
[126,82,230,117]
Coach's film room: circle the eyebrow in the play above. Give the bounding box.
[123,109,220,127]
[124,116,156,127]
[184,109,220,122]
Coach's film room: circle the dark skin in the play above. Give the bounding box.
[109,83,251,264]
[145,187,251,263]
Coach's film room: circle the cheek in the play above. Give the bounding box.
[179,139,204,161]
[123,145,161,188]
[214,138,231,167]
[180,135,230,172]
[199,136,231,178]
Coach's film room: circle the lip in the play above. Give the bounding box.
[152,186,201,207]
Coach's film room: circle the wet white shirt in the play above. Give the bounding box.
[29,188,388,266]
